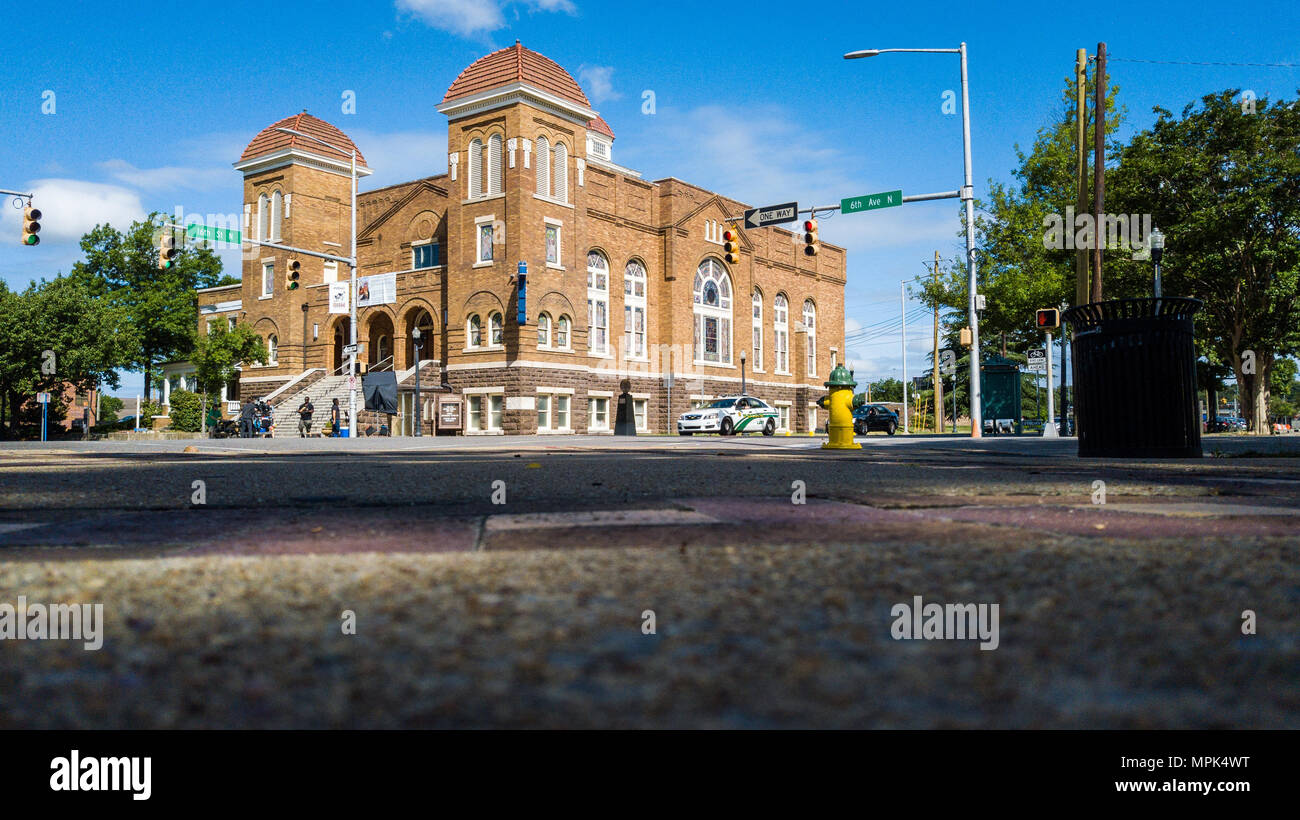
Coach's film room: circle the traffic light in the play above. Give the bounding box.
[722,228,741,264]
[158,231,178,269]
[21,206,41,246]
[1035,308,1060,330]
[286,259,301,290]
[802,219,818,256]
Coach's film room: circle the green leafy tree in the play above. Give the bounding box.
[99,395,124,423]
[167,389,203,432]
[69,213,234,403]
[1108,91,1300,434]
[0,277,135,438]
[191,323,266,431]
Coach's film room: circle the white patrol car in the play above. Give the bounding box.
[677,395,779,436]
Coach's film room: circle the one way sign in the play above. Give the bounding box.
[743,202,798,230]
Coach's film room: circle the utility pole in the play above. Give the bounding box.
[901,280,908,434]
[1091,42,1107,303]
[1075,48,1089,307]
[1044,330,1058,436]
[932,250,943,433]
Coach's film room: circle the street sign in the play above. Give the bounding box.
[342,343,358,356]
[1026,349,1047,373]
[36,392,50,404]
[185,223,242,245]
[743,202,798,230]
[841,189,902,214]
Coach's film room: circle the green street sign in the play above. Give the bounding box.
[185,223,242,245]
[841,189,903,214]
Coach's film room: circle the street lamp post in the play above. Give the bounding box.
[275,127,359,439]
[740,350,747,395]
[1149,228,1165,298]
[845,43,983,438]
[411,327,423,437]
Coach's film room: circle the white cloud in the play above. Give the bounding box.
[97,159,232,192]
[350,130,449,189]
[1,179,146,245]
[396,0,574,37]
[578,65,620,104]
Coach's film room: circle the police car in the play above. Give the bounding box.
[677,395,779,436]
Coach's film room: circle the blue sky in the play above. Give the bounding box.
[2,0,1298,395]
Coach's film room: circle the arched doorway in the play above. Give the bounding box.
[367,313,395,370]
[403,308,436,370]
[332,318,352,373]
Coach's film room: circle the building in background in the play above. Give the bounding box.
[199,42,846,435]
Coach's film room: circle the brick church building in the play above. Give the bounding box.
[197,42,847,435]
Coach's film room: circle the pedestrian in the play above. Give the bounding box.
[298,397,315,437]
[330,398,341,437]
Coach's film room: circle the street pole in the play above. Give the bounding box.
[349,148,358,439]
[1075,48,1089,307]
[1044,330,1057,436]
[901,280,908,434]
[412,329,423,437]
[1092,42,1107,303]
[959,42,983,438]
[932,250,943,433]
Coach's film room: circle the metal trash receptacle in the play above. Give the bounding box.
[1063,297,1202,458]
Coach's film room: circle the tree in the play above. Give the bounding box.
[0,277,135,437]
[191,323,266,429]
[920,73,1124,361]
[69,214,234,403]
[1109,91,1300,434]
[96,395,124,426]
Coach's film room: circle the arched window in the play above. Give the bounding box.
[538,312,551,347]
[489,312,503,346]
[803,299,817,376]
[467,314,482,348]
[774,294,789,373]
[267,334,278,365]
[257,193,269,241]
[468,138,483,198]
[487,134,503,195]
[587,251,609,355]
[556,315,570,349]
[553,142,568,203]
[270,190,283,241]
[693,258,732,365]
[624,260,647,359]
[535,136,550,197]
[752,289,763,371]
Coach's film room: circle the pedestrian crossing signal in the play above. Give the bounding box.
[802,219,818,257]
[722,229,741,264]
[1035,308,1060,330]
[22,206,41,246]
[286,259,301,290]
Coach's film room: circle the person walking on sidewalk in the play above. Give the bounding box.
[298,397,315,437]
[330,398,341,437]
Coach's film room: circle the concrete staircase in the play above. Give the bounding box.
[271,375,351,435]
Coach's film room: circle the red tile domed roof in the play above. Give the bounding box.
[586,115,615,139]
[442,41,590,108]
[239,112,366,165]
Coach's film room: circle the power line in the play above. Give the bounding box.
[1109,56,1300,68]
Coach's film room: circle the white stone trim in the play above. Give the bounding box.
[536,386,575,395]
[449,152,459,181]
[436,82,597,127]
[588,390,614,398]
[506,396,535,411]
[233,147,372,179]
[461,385,505,395]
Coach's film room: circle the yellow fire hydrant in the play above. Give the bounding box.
[817,364,862,450]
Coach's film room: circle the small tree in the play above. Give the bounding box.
[168,390,203,432]
[191,323,266,430]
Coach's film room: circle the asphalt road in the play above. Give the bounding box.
[1,433,1297,728]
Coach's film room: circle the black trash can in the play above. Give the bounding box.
[1063,297,1202,458]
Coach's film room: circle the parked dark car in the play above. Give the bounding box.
[853,404,898,435]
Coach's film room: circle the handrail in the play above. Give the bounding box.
[369,355,395,373]
[263,368,325,404]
